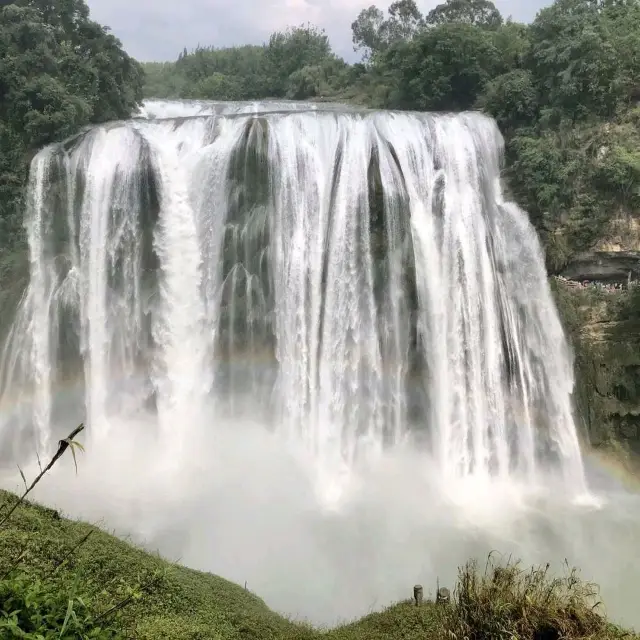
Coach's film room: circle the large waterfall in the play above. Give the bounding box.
[0,100,587,501]
[10,101,640,629]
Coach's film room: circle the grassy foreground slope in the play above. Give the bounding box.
[0,489,317,639]
[0,488,636,640]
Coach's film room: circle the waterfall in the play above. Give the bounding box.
[0,101,588,499]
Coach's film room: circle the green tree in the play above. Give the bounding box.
[491,20,530,71]
[0,0,143,249]
[142,61,188,99]
[263,24,333,97]
[285,58,350,99]
[0,5,91,148]
[479,69,538,131]
[382,0,424,43]
[142,29,349,102]
[15,0,90,34]
[351,5,386,60]
[351,0,424,60]
[426,0,503,29]
[186,72,243,101]
[528,0,640,122]
[286,66,324,100]
[382,22,501,111]
[175,44,269,98]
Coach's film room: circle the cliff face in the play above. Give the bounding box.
[553,273,640,464]
[545,202,640,467]
[559,211,640,282]
[0,246,28,336]
[561,251,640,283]
[593,213,640,253]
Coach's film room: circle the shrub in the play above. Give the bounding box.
[0,570,122,639]
[441,556,625,640]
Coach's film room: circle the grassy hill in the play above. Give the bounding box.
[0,485,635,640]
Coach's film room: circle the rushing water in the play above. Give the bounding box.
[0,100,638,628]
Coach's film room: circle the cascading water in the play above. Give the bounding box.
[8,101,640,631]
[0,101,588,501]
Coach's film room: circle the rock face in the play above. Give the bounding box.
[552,278,640,460]
[560,251,640,283]
[554,229,640,464]
[0,248,29,336]
[580,319,640,454]
[594,212,640,253]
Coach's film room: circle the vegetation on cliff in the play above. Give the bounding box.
[0,0,144,328]
[0,0,143,252]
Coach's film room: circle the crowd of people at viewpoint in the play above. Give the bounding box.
[554,275,638,292]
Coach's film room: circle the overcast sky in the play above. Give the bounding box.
[86,0,553,63]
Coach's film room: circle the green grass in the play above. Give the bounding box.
[326,601,444,639]
[0,489,636,639]
[0,489,317,639]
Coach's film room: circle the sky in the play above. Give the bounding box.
[86,0,553,63]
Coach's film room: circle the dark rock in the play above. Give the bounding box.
[553,279,640,456]
[561,251,640,283]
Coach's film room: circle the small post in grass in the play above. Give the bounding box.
[437,587,450,605]
[413,584,423,606]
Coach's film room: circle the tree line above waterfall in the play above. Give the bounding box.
[2,0,640,275]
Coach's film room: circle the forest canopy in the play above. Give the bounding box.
[0,0,143,247]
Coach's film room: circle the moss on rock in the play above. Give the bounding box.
[552,278,640,458]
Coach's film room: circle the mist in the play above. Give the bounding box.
[2,403,639,630]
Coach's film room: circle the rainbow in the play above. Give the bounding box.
[1,364,639,496]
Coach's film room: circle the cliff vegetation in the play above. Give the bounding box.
[0,0,143,320]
